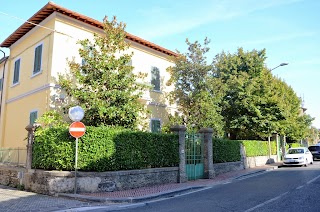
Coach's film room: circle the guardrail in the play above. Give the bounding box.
[0,148,27,167]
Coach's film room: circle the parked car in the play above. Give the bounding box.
[283,147,313,167]
[308,145,320,160]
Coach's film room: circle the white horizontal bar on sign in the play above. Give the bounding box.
[69,128,85,132]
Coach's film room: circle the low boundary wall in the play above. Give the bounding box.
[0,155,277,195]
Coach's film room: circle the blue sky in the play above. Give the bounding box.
[1,0,319,128]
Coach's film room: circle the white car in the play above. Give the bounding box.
[283,147,313,166]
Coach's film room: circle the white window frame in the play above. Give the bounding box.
[32,42,43,77]
[12,57,21,86]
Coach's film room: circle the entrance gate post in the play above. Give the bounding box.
[199,128,215,179]
[170,125,187,183]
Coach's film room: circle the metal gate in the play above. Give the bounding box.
[185,133,204,180]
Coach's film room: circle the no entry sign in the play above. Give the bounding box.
[69,121,86,138]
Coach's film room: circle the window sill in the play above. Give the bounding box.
[31,70,43,78]
[11,82,20,88]
[150,90,162,94]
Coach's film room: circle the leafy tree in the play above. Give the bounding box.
[166,38,224,135]
[271,77,314,141]
[59,17,148,129]
[213,48,284,139]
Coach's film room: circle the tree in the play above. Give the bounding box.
[213,48,284,139]
[166,38,224,135]
[59,16,148,129]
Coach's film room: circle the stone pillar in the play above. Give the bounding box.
[199,128,215,179]
[25,124,38,169]
[273,133,280,162]
[240,143,248,169]
[170,125,187,183]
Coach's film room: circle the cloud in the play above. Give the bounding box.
[132,0,303,39]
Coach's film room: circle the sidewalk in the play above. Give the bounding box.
[58,162,282,204]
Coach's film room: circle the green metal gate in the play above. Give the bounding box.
[185,133,204,180]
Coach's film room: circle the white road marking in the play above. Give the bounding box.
[307,174,320,184]
[244,192,289,212]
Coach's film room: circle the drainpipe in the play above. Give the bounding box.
[0,49,8,134]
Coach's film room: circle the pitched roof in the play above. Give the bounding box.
[0,2,177,57]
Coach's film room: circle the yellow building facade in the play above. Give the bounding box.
[0,2,178,149]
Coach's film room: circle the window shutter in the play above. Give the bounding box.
[29,111,38,125]
[151,120,161,133]
[13,59,20,84]
[33,45,42,74]
[151,67,160,91]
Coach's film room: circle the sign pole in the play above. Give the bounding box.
[74,137,78,194]
[68,106,85,195]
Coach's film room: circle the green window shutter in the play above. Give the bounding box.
[151,67,160,91]
[0,78,3,91]
[29,111,38,125]
[33,44,42,74]
[13,59,20,84]
[151,119,161,133]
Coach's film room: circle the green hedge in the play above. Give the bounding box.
[33,126,179,171]
[241,140,277,157]
[213,139,241,163]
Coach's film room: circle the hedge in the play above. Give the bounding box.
[32,126,179,171]
[212,139,241,163]
[241,140,277,157]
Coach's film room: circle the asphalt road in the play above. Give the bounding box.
[112,162,320,212]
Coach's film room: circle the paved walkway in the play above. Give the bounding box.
[0,163,282,212]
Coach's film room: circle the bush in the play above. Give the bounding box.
[241,140,277,157]
[32,126,179,171]
[213,139,241,163]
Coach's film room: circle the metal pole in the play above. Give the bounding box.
[268,136,271,163]
[74,137,78,194]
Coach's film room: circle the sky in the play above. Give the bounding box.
[0,0,319,128]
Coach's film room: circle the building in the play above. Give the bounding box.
[0,2,178,149]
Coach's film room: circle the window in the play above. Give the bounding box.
[151,66,160,91]
[0,78,3,91]
[33,44,42,75]
[151,119,161,133]
[29,111,38,125]
[13,59,20,84]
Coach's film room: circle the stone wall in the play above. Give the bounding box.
[213,161,244,176]
[0,166,179,195]
[0,155,277,195]
[0,165,25,188]
[244,155,278,168]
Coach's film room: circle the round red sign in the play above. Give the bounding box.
[69,121,86,138]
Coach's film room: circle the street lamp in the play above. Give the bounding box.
[268,62,288,163]
[270,62,288,71]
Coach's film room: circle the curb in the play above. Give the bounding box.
[57,165,281,204]
[232,165,279,180]
[58,186,205,203]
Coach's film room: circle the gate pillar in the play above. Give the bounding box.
[170,125,187,183]
[199,128,215,179]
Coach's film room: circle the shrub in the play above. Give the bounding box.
[32,126,178,171]
[241,140,277,157]
[213,139,241,163]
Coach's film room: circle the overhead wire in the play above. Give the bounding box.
[0,11,74,38]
